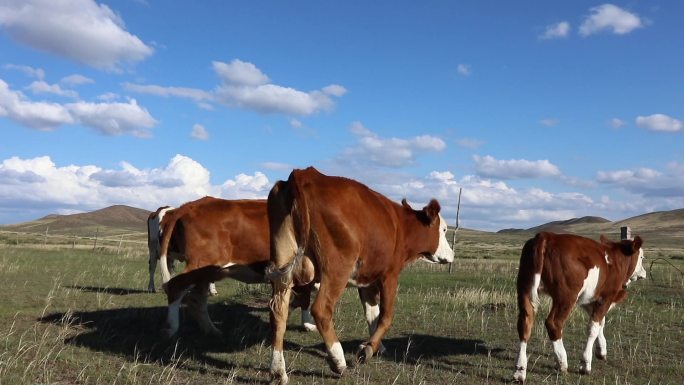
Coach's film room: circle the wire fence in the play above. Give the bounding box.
[0,229,147,254]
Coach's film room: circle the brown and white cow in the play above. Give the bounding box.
[266,167,454,384]
[147,205,218,296]
[156,197,317,336]
[513,231,646,382]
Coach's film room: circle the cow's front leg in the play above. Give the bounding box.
[357,276,398,364]
[595,317,607,360]
[185,281,221,336]
[358,285,386,356]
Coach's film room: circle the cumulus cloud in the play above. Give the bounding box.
[191,123,209,140]
[596,164,684,198]
[220,172,271,199]
[579,4,643,36]
[126,59,346,116]
[610,117,626,128]
[473,155,561,179]
[60,74,94,86]
[0,78,157,135]
[0,0,153,70]
[26,80,79,99]
[635,114,683,133]
[3,64,44,79]
[339,122,446,168]
[457,64,471,76]
[540,21,570,39]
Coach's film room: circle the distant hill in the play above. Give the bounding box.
[0,205,151,236]
[497,209,684,246]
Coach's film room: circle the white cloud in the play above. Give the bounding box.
[597,164,684,198]
[0,0,153,70]
[3,64,44,79]
[1,78,157,135]
[609,117,626,128]
[191,123,209,140]
[540,21,570,39]
[456,138,484,149]
[122,83,212,102]
[125,59,346,116]
[457,64,471,76]
[579,4,643,36]
[635,114,683,133]
[220,172,271,199]
[540,118,559,127]
[473,155,561,179]
[26,80,79,99]
[339,122,446,168]
[289,118,302,129]
[260,162,294,172]
[60,74,94,86]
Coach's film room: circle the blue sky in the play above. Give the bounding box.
[0,0,682,231]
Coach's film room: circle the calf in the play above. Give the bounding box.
[157,197,316,336]
[266,167,454,384]
[513,232,646,382]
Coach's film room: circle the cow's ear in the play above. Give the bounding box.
[632,235,643,251]
[401,198,412,210]
[422,199,441,225]
[599,234,610,245]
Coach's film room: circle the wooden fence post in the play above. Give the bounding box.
[44,226,49,245]
[449,187,462,274]
[117,234,124,254]
[620,226,631,240]
[93,227,99,250]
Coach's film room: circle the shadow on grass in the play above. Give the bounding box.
[38,301,275,377]
[66,285,150,295]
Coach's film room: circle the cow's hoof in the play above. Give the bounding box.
[355,344,374,364]
[596,352,607,361]
[326,356,346,376]
[579,365,591,375]
[269,372,288,385]
[513,367,526,383]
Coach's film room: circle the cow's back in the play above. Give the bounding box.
[178,197,269,269]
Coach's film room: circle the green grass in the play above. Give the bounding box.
[0,242,682,385]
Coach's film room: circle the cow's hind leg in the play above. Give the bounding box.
[311,275,349,376]
[545,300,574,373]
[148,255,157,293]
[357,275,398,364]
[269,279,292,385]
[595,316,607,360]
[514,274,538,382]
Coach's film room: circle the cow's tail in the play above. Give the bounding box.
[158,212,180,291]
[264,170,310,289]
[517,232,546,314]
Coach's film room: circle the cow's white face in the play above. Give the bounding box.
[421,214,454,264]
[627,247,647,285]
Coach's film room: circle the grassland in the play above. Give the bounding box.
[0,232,682,385]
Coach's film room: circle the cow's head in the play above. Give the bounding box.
[601,235,646,287]
[405,199,454,264]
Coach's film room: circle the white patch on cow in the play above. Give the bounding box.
[530,273,541,311]
[347,262,370,287]
[604,252,610,265]
[328,342,347,371]
[221,262,236,269]
[208,282,218,296]
[596,317,607,358]
[434,215,455,263]
[577,266,600,305]
[552,339,568,372]
[270,349,288,384]
[581,320,602,374]
[301,309,317,331]
[513,341,528,382]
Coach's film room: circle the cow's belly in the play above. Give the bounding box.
[224,264,266,284]
[576,266,600,305]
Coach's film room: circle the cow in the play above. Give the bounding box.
[156,197,317,337]
[266,167,454,384]
[146,205,219,295]
[513,231,647,382]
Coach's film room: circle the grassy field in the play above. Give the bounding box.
[0,235,682,385]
